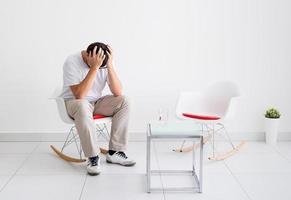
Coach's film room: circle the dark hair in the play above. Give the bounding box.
[86,42,110,68]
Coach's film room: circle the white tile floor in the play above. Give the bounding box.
[0,141,290,200]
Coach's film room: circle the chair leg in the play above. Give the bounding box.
[79,142,83,160]
[171,122,245,161]
[51,123,112,162]
[71,127,82,158]
[212,124,215,158]
[50,126,86,163]
[218,123,236,149]
[104,123,110,140]
[61,126,74,152]
[208,123,246,161]
[96,123,110,154]
[96,123,110,141]
[179,140,187,152]
[172,124,211,153]
[203,124,216,158]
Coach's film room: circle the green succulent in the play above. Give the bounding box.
[265,108,281,119]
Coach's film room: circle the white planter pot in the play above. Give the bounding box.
[265,118,280,145]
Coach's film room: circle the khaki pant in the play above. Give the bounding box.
[65,95,130,157]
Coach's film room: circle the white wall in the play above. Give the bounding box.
[0,0,290,134]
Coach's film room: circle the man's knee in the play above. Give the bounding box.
[69,99,93,117]
[116,95,130,108]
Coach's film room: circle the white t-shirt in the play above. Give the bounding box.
[61,52,109,102]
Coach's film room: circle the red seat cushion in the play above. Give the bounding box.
[182,113,221,120]
[93,114,107,120]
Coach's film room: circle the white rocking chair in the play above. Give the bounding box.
[174,81,245,160]
[50,88,112,163]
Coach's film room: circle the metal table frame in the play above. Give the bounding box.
[146,123,203,193]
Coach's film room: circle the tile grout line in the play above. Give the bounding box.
[271,145,291,163]
[78,174,88,200]
[0,142,41,193]
[223,160,253,200]
[152,142,166,200]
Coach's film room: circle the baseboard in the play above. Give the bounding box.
[0,131,146,142]
[0,131,290,142]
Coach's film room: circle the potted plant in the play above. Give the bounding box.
[264,108,281,145]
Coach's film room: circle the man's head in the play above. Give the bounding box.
[86,42,110,68]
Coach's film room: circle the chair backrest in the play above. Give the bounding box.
[176,81,240,119]
[203,81,240,99]
[51,87,74,124]
[175,91,203,119]
[202,81,240,117]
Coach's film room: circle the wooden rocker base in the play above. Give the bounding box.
[172,134,212,153]
[172,138,246,161]
[50,145,108,163]
[208,141,246,161]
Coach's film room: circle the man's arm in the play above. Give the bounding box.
[70,47,105,99]
[106,46,122,96]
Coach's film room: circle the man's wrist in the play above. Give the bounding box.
[90,65,100,71]
[107,62,114,69]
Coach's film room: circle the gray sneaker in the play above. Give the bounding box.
[106,151,136,166]
[87,156,101,176]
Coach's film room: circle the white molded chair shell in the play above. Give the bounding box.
[176,92,203,119]
[176,81,240,122]
[51,87,74,124]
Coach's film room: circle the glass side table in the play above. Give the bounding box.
[146,121,204,193]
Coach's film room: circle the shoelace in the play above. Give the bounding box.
[89,156,99,166]
[116,151,128,159]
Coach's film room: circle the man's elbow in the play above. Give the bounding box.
[75,95,84,99]
[70,86,85,99]
[74,91,85,99]
[113,90,123,97]
[113,92,122,97]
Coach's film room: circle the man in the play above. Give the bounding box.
[61,42,135,176]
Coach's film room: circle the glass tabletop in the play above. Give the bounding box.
[148,120,203,136]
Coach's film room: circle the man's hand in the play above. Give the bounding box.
[106,45,114,68]
[87,46,106,70]
[105,45,122,96]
